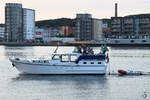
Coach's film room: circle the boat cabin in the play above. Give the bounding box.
[51,53,106,65]
[52,53,79,62]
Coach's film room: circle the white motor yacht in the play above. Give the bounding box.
[10,46,109,75]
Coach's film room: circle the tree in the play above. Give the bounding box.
[36,18,75,28]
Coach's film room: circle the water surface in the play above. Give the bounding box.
[0,46,150,100]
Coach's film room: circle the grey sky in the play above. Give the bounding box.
[0,0,150,23]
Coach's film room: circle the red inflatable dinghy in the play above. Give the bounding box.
[118,69,143,75]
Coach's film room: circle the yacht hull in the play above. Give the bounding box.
[11,60,107,75]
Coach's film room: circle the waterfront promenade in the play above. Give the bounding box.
[1,39,150,47]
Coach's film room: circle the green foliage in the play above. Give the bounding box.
[36,18,76,28]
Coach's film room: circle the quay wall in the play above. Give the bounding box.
[1,39,150,47]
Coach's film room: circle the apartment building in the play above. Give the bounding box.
[92,19,103,41]
[111,17,123,38]
[76,14,93,41]
[23,8,35,42]
[61,26,76,36]
[0,25,5,42]
[5,3,23,42]
[5,3,35,42]
[111,14,150,39]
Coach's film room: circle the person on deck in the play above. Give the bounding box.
[87,45,94,54]
[82,45,87,54]
[77,46,82,53]
[101,44,109,54]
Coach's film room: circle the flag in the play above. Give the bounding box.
[106,53,109,63]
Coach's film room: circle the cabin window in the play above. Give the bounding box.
[44,60,49,63]
[61,55,69,62]
[52,55,60,60]
[83,62,87,64]
[70,55,77,62]
[91,62,94,64]
[98,62,101,64]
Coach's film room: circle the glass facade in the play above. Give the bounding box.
[76,14,93,41]
[5,3,23,42]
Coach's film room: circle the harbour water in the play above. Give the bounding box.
[0,46,150,100]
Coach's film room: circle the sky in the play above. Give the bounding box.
[0,0,150,23]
